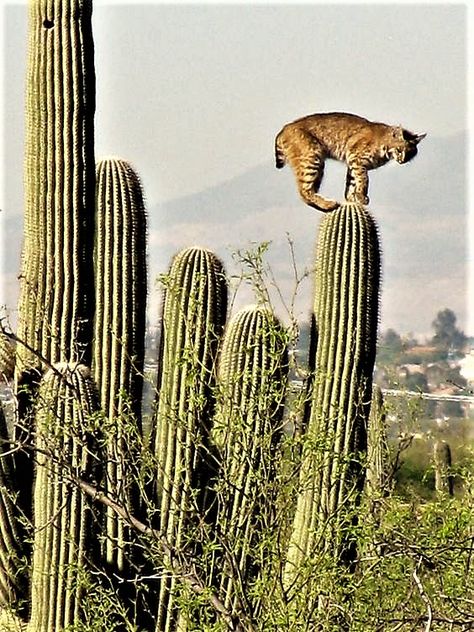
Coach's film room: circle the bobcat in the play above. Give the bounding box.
[275,112,426,212]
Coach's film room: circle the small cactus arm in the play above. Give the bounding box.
[28,363,100,632]
[284,203,381,604]
[434,440,454,497]
[211,306,289,619]
[93,157,147,576]
[16,0,95,375]
[151,247,227,631]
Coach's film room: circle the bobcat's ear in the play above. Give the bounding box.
[415,132,427,144]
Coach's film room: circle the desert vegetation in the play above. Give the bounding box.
[0,1,472,631]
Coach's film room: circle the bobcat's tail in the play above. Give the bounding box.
[274,132,286,169]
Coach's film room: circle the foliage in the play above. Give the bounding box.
[1,1,472,631]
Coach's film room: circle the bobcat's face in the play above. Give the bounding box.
[387,127,426,164]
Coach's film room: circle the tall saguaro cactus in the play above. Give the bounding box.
[285,203,381,603]
[17,0,96,373]
[212,306,289,617]
[93,157,147,573]
[29,363,100,632]
[152,247,227,631]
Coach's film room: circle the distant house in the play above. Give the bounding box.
[398,363,426,377]
[406,345,438,357]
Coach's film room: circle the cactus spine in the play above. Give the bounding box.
[285,203,380,593]
[17,0,95,373]
[212,306,288,616]
[29,363,100,632]
[93,157,147,572]
[152,247,227,631]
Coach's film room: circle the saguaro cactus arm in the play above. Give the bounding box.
[211,305,289,617]
[434,440,454,497]
[0,403,27,615]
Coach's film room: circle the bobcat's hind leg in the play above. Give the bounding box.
[293,145,339,213]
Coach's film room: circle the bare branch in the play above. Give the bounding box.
[413,558,433,632]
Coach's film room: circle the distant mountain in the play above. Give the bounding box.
[2,132,468,337]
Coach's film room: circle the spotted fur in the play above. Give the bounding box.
[275,112,426,212]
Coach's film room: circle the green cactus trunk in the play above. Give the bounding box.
[152,247,227,632]
[211,305,288,619]
[285,203,380,601]
[93,157,147,575]
[29,363,100,632]
[17,0,95,374]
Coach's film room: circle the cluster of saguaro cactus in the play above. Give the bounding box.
[284,204,381,601]
[1,1,390,630]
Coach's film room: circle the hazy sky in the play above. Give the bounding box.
[1,2,471,336]
[93,2,466,203]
